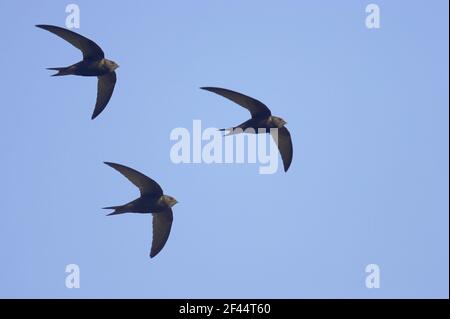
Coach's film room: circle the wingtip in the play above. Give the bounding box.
[35,24,50,30]
[150,250,162,258]
[103,161,122,170]
[283,163,291,172]
[103,161,118,169]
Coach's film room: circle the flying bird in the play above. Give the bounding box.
[201,87,293,172]
[36,24,119,119]
[103,162,178,258]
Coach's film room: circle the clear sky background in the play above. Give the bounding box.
[0,0,448,298]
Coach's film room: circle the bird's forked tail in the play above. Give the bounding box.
[218,127,239,136]
[47,67,71,77]
[102,205,126,216]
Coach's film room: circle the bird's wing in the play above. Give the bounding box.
[104,162,164,196]
[150,208,173,258]
[36,24,105,61]
[271,126,293,172]
[201,87,271,118]
[92,71,116,119]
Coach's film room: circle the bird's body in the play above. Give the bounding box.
[201,87,293,171]
[226,115,286,134]
[103,162,178,258]
[105,194,175,215]
[36,24,118,119]
[51,59,117,77]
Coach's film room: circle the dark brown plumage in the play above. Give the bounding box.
[103,162,178,258]
[201,87,293,172]
[36,24,118,119]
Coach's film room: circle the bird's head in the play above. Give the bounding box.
[105,59,119,71]
[163,195,178,207]
[271,116,287,128]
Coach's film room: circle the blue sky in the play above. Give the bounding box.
[0,0,448,298]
